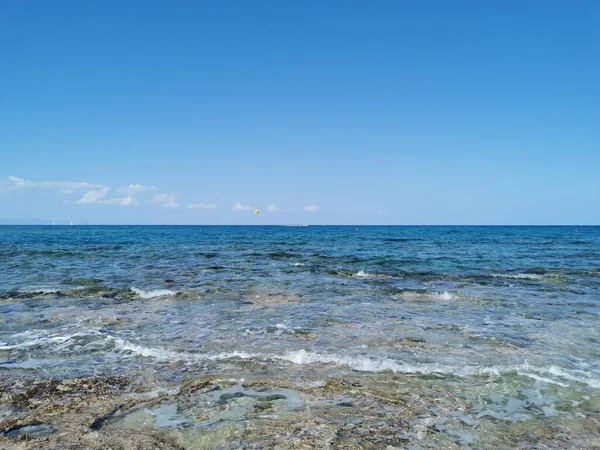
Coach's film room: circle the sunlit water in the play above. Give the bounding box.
[1,225,599,447]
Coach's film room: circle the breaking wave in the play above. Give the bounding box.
[112,340,600,389]
[400,290,455,301]
[130,287,177,299]
[352,270,393,279]
[491,273,545,280]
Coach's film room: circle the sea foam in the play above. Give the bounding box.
[131,287,177,299]
[111,340,600,389]
[431,291,454,300]
[491,273,545,280]
[354,270,370,277]
[401,290,455,301]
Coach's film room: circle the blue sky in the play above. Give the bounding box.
[1,0,598,224]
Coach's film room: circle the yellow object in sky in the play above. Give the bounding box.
[254,209,260,215]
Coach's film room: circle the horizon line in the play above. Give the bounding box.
[0,224,597,227]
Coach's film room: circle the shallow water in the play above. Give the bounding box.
[1,225,599,448]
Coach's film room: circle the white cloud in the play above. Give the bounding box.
[233,202,252,211]
[188,203,217,209]
[5,176,26,189]
[103,196,138,206]
[73,189,139,207]
[378,210,389,216]
[2,175,106,193]
[151,193,179,208]
[117,184,158,195]
[76,187,110,204]
[303,205,319,212]
[2,175,196,210]
[75,183,157,206]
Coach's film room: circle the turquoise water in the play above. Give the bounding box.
[1,225,599,446]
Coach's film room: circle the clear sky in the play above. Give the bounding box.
[1,0,598,225]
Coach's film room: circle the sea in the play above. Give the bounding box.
[1,225,599,448]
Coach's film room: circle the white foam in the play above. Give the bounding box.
[16,287,61,295]
[517,362,600,389]
[517,372,568,387]
[18,286,85,295]
[351,270,393,279]
[542,365,600,389]
[0,332,90,350]
[0,339,45,350]
[131,287,177,299]
[353,270,370,277]
[111,340,600,390]
[491,273,544,280]
[31,288,61,294]
[432,291,453,300]
[117,341,490,376]
[113,339,260,362]
[401,291,455,301]
[290,262,305,267]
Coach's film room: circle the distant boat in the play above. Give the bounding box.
[52,221,55,226]
[70,221,73,226]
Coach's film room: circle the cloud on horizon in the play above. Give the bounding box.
[188,203,217,209]
[151,193,179,208]
[75,188,139,206]
[75,188,110,204]
[1,175,106,193]
[2,175,321,216]
[117,184,158,196]
[103,196,138,206]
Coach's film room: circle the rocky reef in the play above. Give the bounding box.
[2,371,599,449]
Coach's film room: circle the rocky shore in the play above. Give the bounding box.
[2,371,599,449]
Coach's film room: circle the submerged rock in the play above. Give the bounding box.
[2,423,54,439]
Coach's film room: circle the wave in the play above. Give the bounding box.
[5,333,598,390]
[490,273,545,280]
[347,270,394,279]
[0,286,87,299]
[537,365,600,389]
[489,272,570,282]
[431,291,453,300]
[113,339,259,361]
[130,287,177,299]
[112,340,600,389]
[354,270,370,278]
[400,290,455,301]
[20,288,62,295]
[0,330,99,351]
